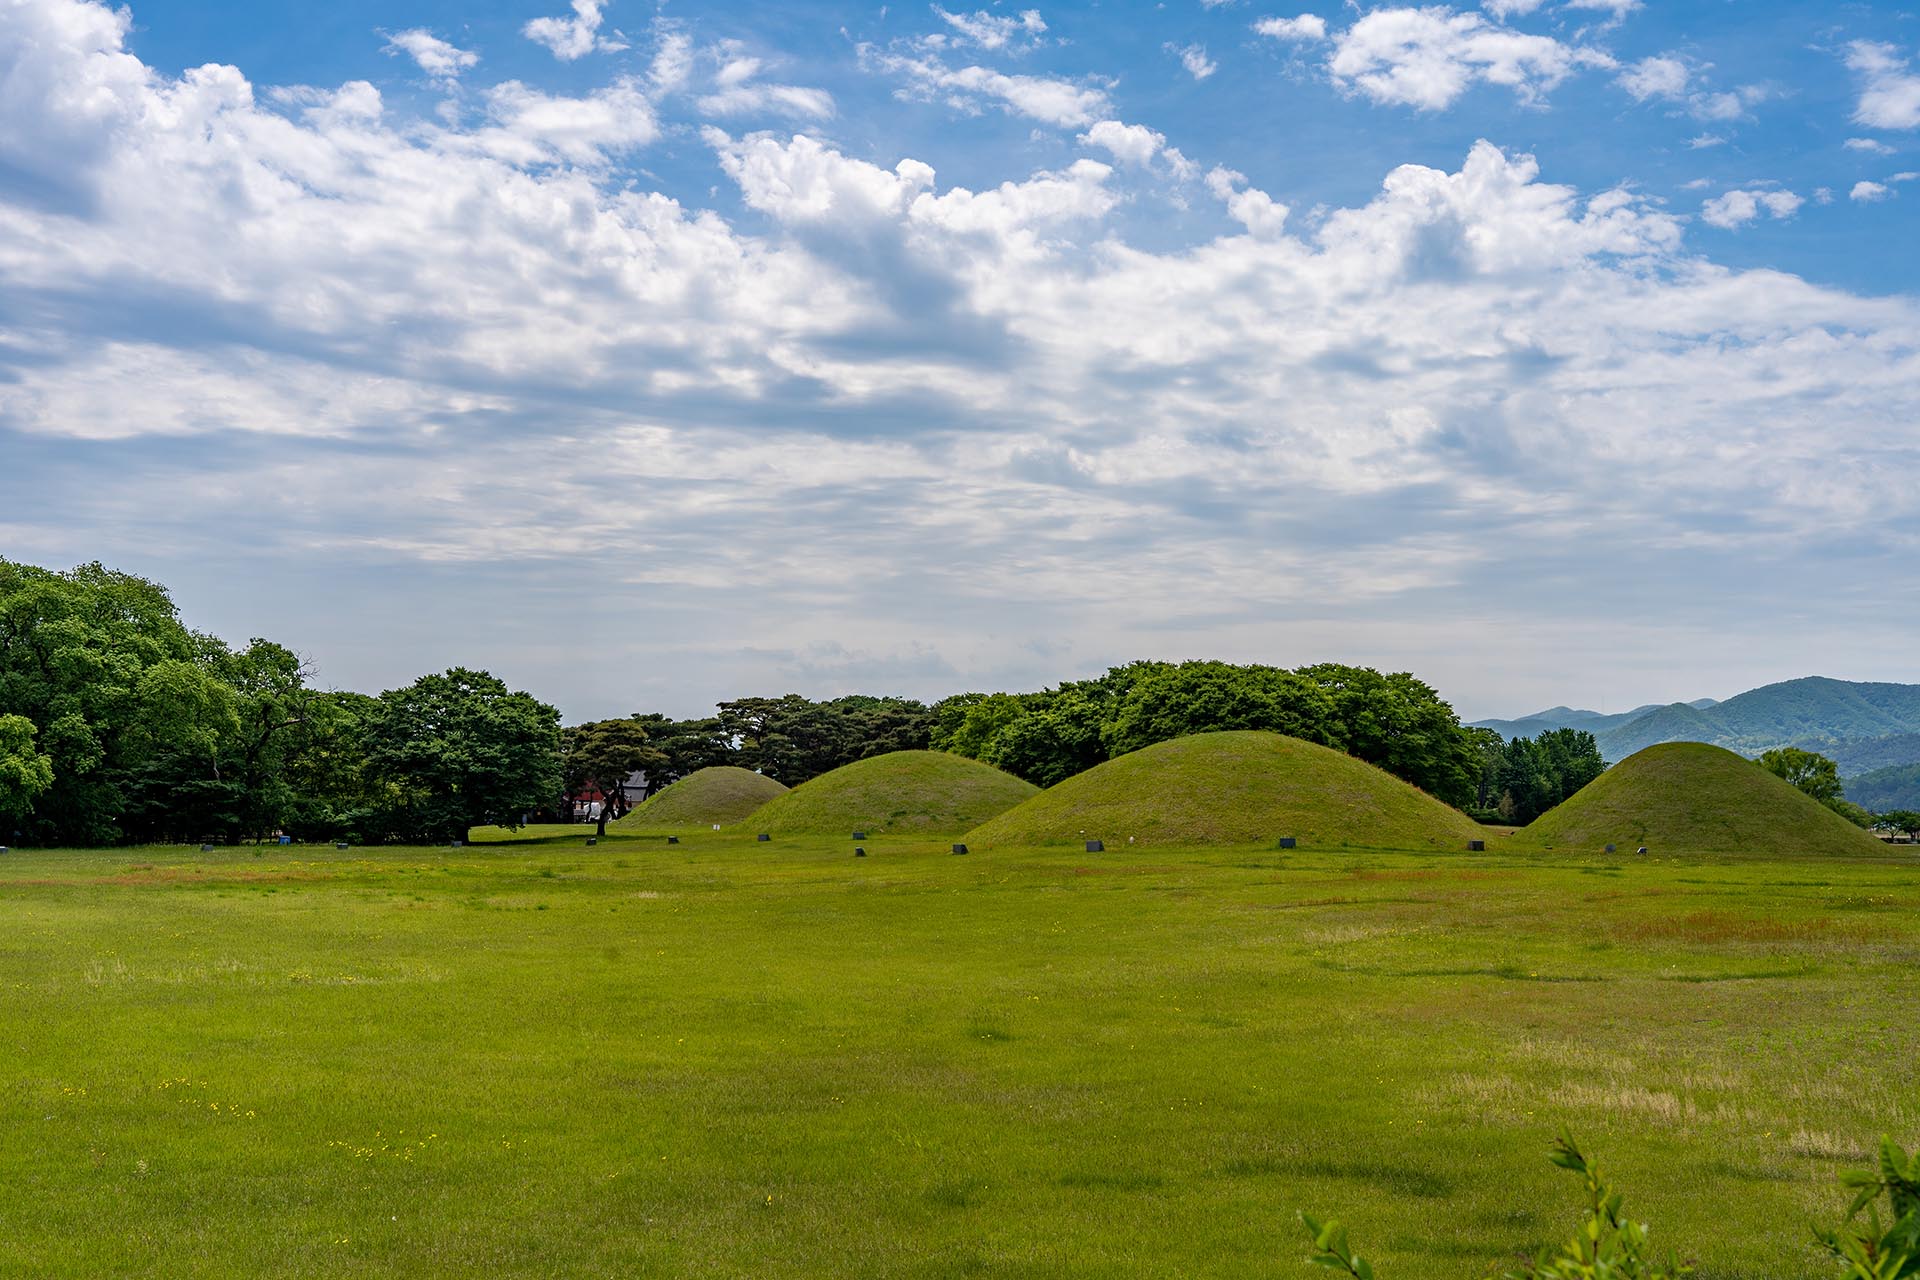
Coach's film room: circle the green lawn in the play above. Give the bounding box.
[2,832,1916,1278]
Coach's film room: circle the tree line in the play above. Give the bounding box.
[2,557,1602,847]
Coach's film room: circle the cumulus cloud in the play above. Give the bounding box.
[930,6,1046,50]
[1845,137,1894,155]
[1847,41,1920,130]
[1617,55,1685,101]
[1325,7,1614,111]
[1700,188,1803,229]
[1168,42,1217,80]
[1253,14,1328,42]
[523,0,627,62]
[8,0,1920,717]
[381,30,478,85]
[863,48,1110,126]
[1851,181,1892,203]
[1078,120,1194,178]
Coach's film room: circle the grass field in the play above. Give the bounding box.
[3,830,1917,1278]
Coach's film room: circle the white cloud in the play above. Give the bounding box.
[1686,134,1724,149]
[696,53,835,120]
[1326,7,1614,111]
[1563,0,1639,20]
[1168,42,1217,80]
[523,0,627,62]
[381,30,478,85]
[1845,137,1895,155]
[1480,0,1545,17]
[1253,14,1328,42]
[1700,188,1803,229]
[1077,120,1196,179]
[1851,181,1892,203]
[1205,166,1289,236]
[649,27,695,94]
[864,48,1109,127]
[1847,41,1920,130]
[1617,55,1687,101]
[467,78,657,166]
[930,6,1046,50]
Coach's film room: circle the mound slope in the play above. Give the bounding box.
[613,767,786,831]
[965,731,1482,849]
[1522,741,1888,857]
[749,751,1038,836]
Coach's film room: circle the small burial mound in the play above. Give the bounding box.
[748,751,1038,836]
[964,730,1483,849]
[613,767,787,831]
[1521,741,1889,857]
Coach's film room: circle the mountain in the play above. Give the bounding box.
[1844,762,1920,813]
[1474,678,1920,777]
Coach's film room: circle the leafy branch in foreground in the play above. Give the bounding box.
[1818,1136,1920,1280]
[1303,1132,1920,1280]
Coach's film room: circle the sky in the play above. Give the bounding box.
[2,0,1919,724]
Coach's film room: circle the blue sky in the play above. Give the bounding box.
[3,0,1918,722]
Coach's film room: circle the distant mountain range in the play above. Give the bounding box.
[1469,677,1920,804]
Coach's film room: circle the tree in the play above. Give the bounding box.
[563,719,667,836]
[360,668,562,844]
[1876,810,1920,840]
[1758,747,1844,803]
[0,714,54,834]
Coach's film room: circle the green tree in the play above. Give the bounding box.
[563,718,667,836]
[0,713,54,833]
[1876,810,1920,840]
[1759,746,1844,803]
[361,669,562,844]
[0,559,205,843]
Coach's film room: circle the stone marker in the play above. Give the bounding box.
[451,840,463,848]
[1468,839,1486,851]
[951,843,968,855]
[666,836,679,845]
[756,833,771,842]
[1085,839,1104,852]
[852,831,867,840]
[1278,836,1297,849]
[586,837,597,846]
[336,841,349,851]
[201,843,214,853]
[855,847,867,857]
[0,846,7,856]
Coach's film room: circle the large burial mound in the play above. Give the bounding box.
[1522,741,1889,857]
[748,751,1038,836]
[965,730,1483,849]
[613,767,787,831]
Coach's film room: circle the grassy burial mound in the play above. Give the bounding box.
[747,751,1038,836]
[613,767,787,831]
[1522,741,1890,857]
[965,730,1484,849]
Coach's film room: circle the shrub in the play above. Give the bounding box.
[1302,1132,1919,1280]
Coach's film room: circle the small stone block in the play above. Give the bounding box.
[854,847,867,857]
[201,843,214,852]
[951,843,968,855]
[0,846,8,855]
[1468,839,1486,851]
[451,840,463,848]
[586,837,597,846]
[852,831,867,840]
[756,833,771,842]
[666,836,679,845]
[1278,836,1297,849]
[336,841,349,851]
[1085,839,1104,852]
